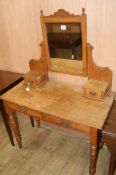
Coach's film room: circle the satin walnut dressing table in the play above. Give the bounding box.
[0,9,115,175]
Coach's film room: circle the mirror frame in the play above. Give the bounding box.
[40,8,87,76]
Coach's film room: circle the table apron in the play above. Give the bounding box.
[4,101,90,134]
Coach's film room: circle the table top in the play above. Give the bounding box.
[0,70,23,94]
[1,80,115,129]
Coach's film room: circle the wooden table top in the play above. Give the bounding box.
[1,80,115,129]
[0,70,23,93]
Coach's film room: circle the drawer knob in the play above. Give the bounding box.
[19,106,26,113]
[28,80,33,84]
[89,91,97,96]
[61,119,71,127]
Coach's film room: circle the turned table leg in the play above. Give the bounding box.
[89,127,100,175]
[30,116,40,128]
[108,155,116,175]
[0,101,14,146]
[30,116,34,127]
[35,118,40,127]
[8,111,22,148]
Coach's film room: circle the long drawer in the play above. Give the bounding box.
[4,101,89,133]
[4,101,42,120]
[42,113,89,133]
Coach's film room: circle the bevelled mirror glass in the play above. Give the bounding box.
[40,9,87,76]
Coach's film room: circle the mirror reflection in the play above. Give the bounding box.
[46,23,82,60]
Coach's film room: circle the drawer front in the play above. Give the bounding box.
[5,101,42,119]
[5,101,89,133]
[43,113,71,127]
[42,113,89,133]
[84,88,102,100]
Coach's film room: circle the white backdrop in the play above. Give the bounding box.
[0,0,116,90]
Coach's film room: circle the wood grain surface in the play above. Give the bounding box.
[1,81,115,129]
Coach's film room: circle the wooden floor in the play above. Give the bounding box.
[0,114,116,175]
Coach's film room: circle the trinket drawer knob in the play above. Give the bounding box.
[19,106,26,113]
[28,80,33,84]
[89,91,97,96]
[61,119,71,127]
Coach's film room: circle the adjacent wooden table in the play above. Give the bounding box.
[1,80,115,175]
[102,101,116,175]
[0,70,23,145]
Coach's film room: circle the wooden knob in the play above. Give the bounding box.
[82,8,85,14]
[61,119,71,127]
[19,106,26,113]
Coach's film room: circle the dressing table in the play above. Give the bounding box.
[0,9,115,175]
